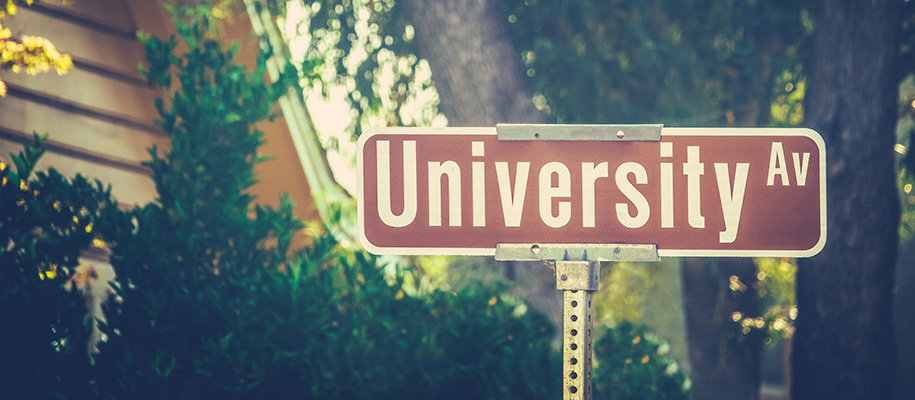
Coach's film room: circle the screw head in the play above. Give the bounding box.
[561,274,568,281]
[614,247,622,254]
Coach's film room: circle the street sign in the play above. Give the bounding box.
[357,126,826,257]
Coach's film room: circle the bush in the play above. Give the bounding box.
[0,134,128,399]
[193,236,559,399]
[594,321,692,400]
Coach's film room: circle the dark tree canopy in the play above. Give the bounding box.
[497,0,812,126]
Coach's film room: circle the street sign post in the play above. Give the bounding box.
[357,124,826,400]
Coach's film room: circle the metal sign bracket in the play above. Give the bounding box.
[495,123,662,142]
[496,243,659,400]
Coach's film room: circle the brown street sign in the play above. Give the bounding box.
[357,126,826,257]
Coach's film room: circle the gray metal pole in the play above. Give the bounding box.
[556,260,599,400]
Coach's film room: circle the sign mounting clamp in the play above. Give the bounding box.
[496,123,662,141]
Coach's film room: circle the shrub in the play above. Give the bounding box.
[593,321,692,400]
[0,134,128,399]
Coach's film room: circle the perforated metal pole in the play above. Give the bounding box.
[494,243,657,400]
[555,260,599,400]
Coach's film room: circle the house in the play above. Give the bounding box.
[1,0,331,250]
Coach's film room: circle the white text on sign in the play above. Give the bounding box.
[374,140,811,244]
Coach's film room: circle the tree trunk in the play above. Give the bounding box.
[792,1,902,399]
[399,0,545,126]
[682,257,761,400]
[398,0,560,328]
[680,76,767,400]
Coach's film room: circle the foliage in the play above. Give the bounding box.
[897,3,915,240]
[286,0,441,134]
[494,0,815,365]
[746,258,797,345]
[769,69,806,127]
[93,5,305,397]
[195,235,558,399]
[901,2,915,177]
[899,167,915,240]
[0,133,128,399]
[497,0,812,126]
[593,322,691,400]
[896,76,915,240]
[90,6,557,399]
[0,0,73,96]
[593,260,689,364]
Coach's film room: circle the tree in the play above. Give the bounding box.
[387,0,566,329]
[681,258,761,400]
[498,1,810,399]
[399,0,544,126]
[792,1,903,398]
[0,0,72,96]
